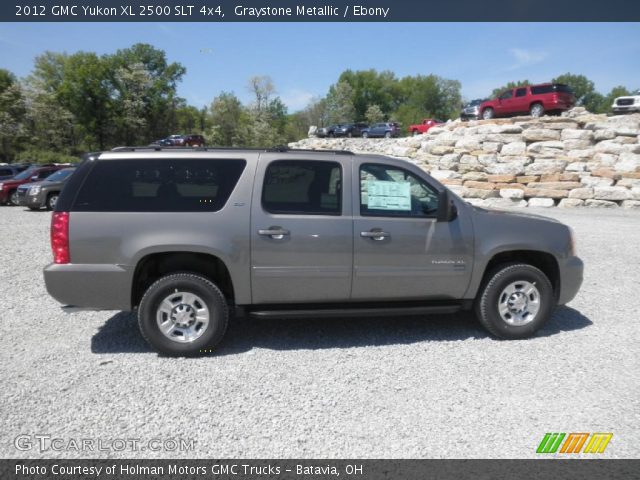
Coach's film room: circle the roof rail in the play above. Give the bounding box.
[110,145,354,155]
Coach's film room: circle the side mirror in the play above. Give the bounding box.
[437,189,458,222]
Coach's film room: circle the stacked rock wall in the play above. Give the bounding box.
[289,110,640,209]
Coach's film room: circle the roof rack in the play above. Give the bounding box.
[110,145,354,155]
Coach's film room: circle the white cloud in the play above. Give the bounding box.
[280,89,315,112]
[508,48,548,70]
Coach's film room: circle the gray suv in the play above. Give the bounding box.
[44,147,583,356]
[16,167,76,210]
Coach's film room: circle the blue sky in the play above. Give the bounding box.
[0,22,638,111]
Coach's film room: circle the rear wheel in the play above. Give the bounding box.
[384,131,392,138]
[46,193,59,211]
[530,103,545,117]
[362,131,369,138]
[138,273,229,356]
[482,108,494,120]
[475,263,554,339]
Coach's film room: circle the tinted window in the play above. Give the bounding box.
[13,167,37,181]
[530,85,553,95]
[262,160,341,215]
[499,90,513,100]
[0,169,12,176]
[515,88,527,97]
[73,159,246,212]
[553,84,573,94]
[37,169,54,179]
[360,164,439,218]
[45,168,75,182]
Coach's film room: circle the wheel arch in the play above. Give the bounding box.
[475,250,560,302]
[131,251,236,309]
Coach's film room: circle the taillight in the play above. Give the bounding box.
[51,212,70,264]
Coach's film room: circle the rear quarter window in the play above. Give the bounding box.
[72,159,246,212]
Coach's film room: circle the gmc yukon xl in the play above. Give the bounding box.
[44,147,583,356]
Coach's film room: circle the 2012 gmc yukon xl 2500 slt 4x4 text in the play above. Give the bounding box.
[44,147,583,356]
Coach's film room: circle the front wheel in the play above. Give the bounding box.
[138,273,229,356]
[362,131,369,138]
[475,263,554,339]
[384,131,392,138]
[46,193,59,211]
[8,190,18,206]
[412,130,420,136]
[482,108,494,120]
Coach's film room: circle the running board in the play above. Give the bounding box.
[248,304,461,319]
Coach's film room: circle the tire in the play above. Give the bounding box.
[482,108,494,120]
[347,132,353,138]
[412,130,420,136]
[530,103,544,118]
[384,131,392,138]
[138,273,229,356]
[362,131,369,138]
[8,190,18,206]
[328,132,334,138]
[475,263,554,339]
[46,193,59,211]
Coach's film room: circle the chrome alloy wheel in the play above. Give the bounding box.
[497,281,541,326]
[156,291,210,343]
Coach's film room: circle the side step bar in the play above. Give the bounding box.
[248,304,462,320]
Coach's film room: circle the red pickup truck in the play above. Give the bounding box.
[408,119,443,136]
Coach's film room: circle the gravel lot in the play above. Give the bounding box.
[1,206,638,459]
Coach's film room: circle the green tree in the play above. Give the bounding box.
[552,73,595,105]
[206,92,244,146]
[110,43,186,142]
[0,69,26,162]
[365,104,385,123]
[326,81,356,123]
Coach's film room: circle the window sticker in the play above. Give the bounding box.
[366,180,411,210]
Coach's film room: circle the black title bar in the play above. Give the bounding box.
[3,0,640,22]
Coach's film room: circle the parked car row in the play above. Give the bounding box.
[317,122,402,139]
[151,134,206,147]
[0,164,75,208]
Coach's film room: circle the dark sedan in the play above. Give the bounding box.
[331,123,369,138]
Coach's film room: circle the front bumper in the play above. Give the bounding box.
[44,263,133,311]
[613,106,640,114]
[558,255,584,305]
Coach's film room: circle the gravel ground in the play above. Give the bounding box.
[1,206,638,459]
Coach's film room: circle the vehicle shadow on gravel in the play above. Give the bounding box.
[91,306,592,356]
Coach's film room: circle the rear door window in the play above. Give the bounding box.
[262,160,342,215]
[72,159,246,212]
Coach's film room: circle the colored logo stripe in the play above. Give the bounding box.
[583,433,613,454]
[560,433,590,453]
[537,433,566,453]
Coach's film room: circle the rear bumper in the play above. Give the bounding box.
[44,263,133,311]
[558,255,584,305]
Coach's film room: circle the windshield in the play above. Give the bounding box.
[44,168,75,182]
[13,167,37,181]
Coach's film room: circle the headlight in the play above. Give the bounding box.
[29,186,41,196]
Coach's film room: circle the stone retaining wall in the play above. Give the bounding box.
[289,109,640,209]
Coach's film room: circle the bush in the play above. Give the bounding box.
[15,149,79,165]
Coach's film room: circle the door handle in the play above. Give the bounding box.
[360,230,389,241]
[258,227,290,240]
